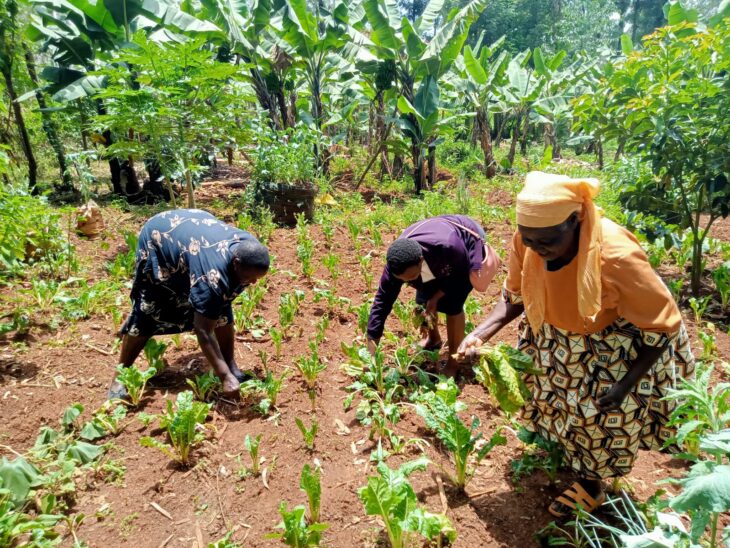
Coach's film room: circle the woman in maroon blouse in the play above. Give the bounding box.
[367,215,500,375]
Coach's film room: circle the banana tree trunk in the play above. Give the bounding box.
[427,144,436,189]
[96,100,139,196]
[2,66,37,193]
[412,143,425,194]
[506,112,521,170]
[520,108,530,155]
[23,45,72,191]
[476,108,496,178]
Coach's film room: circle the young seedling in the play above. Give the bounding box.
[140,391,211,466]
[664,362,730,456]
[114,364,156,407]
[295,418,318,451]
[258,349,270,372]
[346,218,361,252]
[300,464,321,523]
[350,301,370,336]
[358,458,456,548]
[80,403,128,440]
[689,295,712,324]
[278,290,305,337]
[186,371,222,402]
[711,263,729,310]
[267,503,328,547]
[267,464,327,546]
[416,392,507,490]
[321,221,335,249]
[296,342,327,410]
[367,220,383,247]
[244,433,263,476]
[269,327,283,359]
[322,252,340,282]
[314,316,329,345]
[511,427,564,486]
[143,338,167,374]
[358,254,374,293]
[241,370,289,416]
[697,323,717,361]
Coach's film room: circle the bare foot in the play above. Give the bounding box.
[222,374,241,397]
[441,357,461,378]
[419,335,443,351]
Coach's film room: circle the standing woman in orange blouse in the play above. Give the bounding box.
[458,172,695,517]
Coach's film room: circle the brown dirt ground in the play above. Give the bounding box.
[1,178,729,548]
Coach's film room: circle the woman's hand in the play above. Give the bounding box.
[595,382,630,413]
[456,331,485,360]
[425,294,440,319]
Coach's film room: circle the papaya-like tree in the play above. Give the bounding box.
[580,12,730,295]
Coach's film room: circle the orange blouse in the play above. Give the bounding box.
[505,218,682,334]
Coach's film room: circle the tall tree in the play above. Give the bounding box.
[0,0,37,192]
[23,44,72,191]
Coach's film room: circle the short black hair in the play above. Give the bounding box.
[232,239,270,271]
[386,238,422,275]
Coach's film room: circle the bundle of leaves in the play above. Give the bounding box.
[358,458,456,548]
[140,391,211,465]
[472,343,538,414]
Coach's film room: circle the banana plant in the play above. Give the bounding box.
[451,36,510,178]
[361,0,489,193]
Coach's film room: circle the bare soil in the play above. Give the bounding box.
[1,177,728,548]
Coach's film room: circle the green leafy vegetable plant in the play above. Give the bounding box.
[416,392,506,490]
[114,364,157,407]
[358,458,457,548]
[140,391,211,465]
[510,427,564,486]
[689,295,711,324]
[664,362,730,456]
[295,418,318,452]
[143,338,167,374]
[241,370,289,416]
[296,213,315,279]
[80,403,128,440]
[270,327,284,359]
[263,465,327,545]
[358,254,374,293]
[322,252,339,282]
[296,342,327,410]
[244,434,263,477]
[186,371,222,402]
[712,263,729,310]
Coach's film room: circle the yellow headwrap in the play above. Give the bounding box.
[516,171,602,331]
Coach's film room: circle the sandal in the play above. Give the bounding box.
[548,482,606,518]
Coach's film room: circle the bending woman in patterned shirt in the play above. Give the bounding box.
[107,209,269,400]
[457,172,694,517]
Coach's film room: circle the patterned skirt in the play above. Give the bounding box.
[517,317,695,479]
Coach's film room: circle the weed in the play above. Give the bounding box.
[511,427,564,486]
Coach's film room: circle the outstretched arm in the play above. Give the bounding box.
[193,312,239,395]
[456,299,524,358]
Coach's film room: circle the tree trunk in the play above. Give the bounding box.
[2,67,38,193]
[275,90,290,129]
[506,113,520,170]
[427,144,436,189]
[412,143,424,194]
[226,146,233,166]
[23,45,72,191]
[520,108,530,155]
[596,137,604,170]
[251,68,280,130]
[392,154,404,179]
[614,138,625,162]
[96,100,139,196]
[476,108,496,178]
